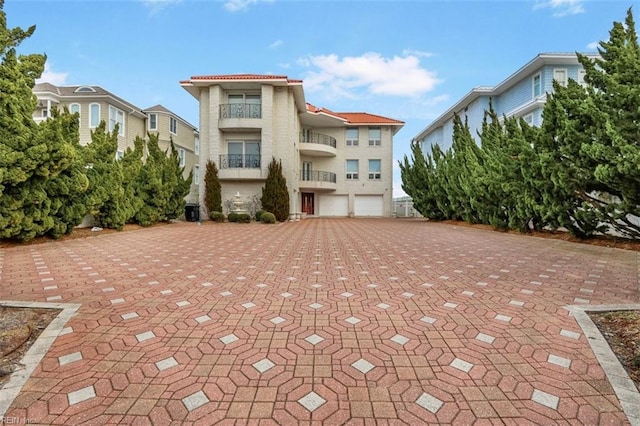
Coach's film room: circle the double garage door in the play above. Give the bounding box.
[318,195,383,217]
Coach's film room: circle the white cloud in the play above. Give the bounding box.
[534,0,585,17]
[36,61,68,85]
[298,52,441,99]
[224,0,273,12]
[402,49,434,58]
[269,39,283,49]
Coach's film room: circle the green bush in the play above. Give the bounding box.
[255,209,266,221]
[227,212,239,223]
[209,211,225,223]
[237,213,251,223]
[260,212,276,224]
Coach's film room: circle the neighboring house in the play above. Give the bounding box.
[32,83,199,202]
[413,52,599,152]
[180,74,404,218]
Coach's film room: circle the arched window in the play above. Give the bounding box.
[90,103,100,128]
[69,103,81,124]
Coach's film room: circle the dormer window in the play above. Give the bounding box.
[75,86,96,93]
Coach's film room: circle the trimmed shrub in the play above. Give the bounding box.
[227,212,240,223]
[209,211,225,223]
[260,212,276,224]
[255,209,266,221]
[237,213,251,223]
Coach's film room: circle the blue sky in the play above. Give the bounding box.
[5,0,637,196]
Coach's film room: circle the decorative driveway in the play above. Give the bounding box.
[0,218,638,425]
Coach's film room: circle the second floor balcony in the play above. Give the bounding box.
[218,103,262,131]
[218,154,264,180]
[299,170,337,191]
[299,132,337,157]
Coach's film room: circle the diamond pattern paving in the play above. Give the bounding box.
[0,218,636,424]
[298,391,326,413]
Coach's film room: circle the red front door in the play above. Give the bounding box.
[301,193,314,215]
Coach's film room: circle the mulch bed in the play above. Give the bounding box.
[590,310,640,392]
[0,306,61,388]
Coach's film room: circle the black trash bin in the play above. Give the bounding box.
[185,203,200,222]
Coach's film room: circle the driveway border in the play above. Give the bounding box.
[567,304,640,426]
[0,301,80,418]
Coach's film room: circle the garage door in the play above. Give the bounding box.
[354,195,383,216]
[319,195,348,217]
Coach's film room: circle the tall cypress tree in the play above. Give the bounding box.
[203,160,222,214]
[85,122,131,230]
[164,139,192,220]
[261,158,290,221]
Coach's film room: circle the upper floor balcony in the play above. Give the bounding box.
[218,103,262,131]
[298,170,337,191]
[218,154,265,180]
[299,132,337,157]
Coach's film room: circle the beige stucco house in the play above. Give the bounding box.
[180,74,404,218]
[32,83,200,202]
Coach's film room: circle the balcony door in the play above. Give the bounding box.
[228,94,261,118]
[227,140,261,168]
[301,192,314,215]
[302,161,313,181]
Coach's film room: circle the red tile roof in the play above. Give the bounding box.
[188,74,292,82]
[339,112,404,125]
[305,103,403,125]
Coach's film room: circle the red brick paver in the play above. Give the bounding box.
[0,218,637,424]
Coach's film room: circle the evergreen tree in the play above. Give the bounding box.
[134,133,166,226]
[0,2,88,240]
[400,141,446,220]
[121,137,144,223]
[85,122,130,230]
[261,158,290,221]
[203,160,222,214]
[449,114,484,223]
[163,139,192,220]
[40,108,89,238]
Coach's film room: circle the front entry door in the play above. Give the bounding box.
[301,192,314,215]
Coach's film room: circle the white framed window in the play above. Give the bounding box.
[42,109,48,118]
[368,127,381,146]
[346,128,359,146]
[170,117,177,135]
[108,105,124,136]
[178,148,186,167]
[346,159,359,180]
[69,103,80,125]
[533,73,542,97]
[226,93,261,118]
[90,103,100,128]
[193,165,200,183]
[194,136,200,155]
[115,150,124,160]
[368,159,381,180]
[523,113,534,126]
[226,140,261,168]
[148,113,157,131]
[553,68,568,87]
[578,69,587,86]
[69,103,80,115]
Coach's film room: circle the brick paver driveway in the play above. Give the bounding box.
[0,218,638,425]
